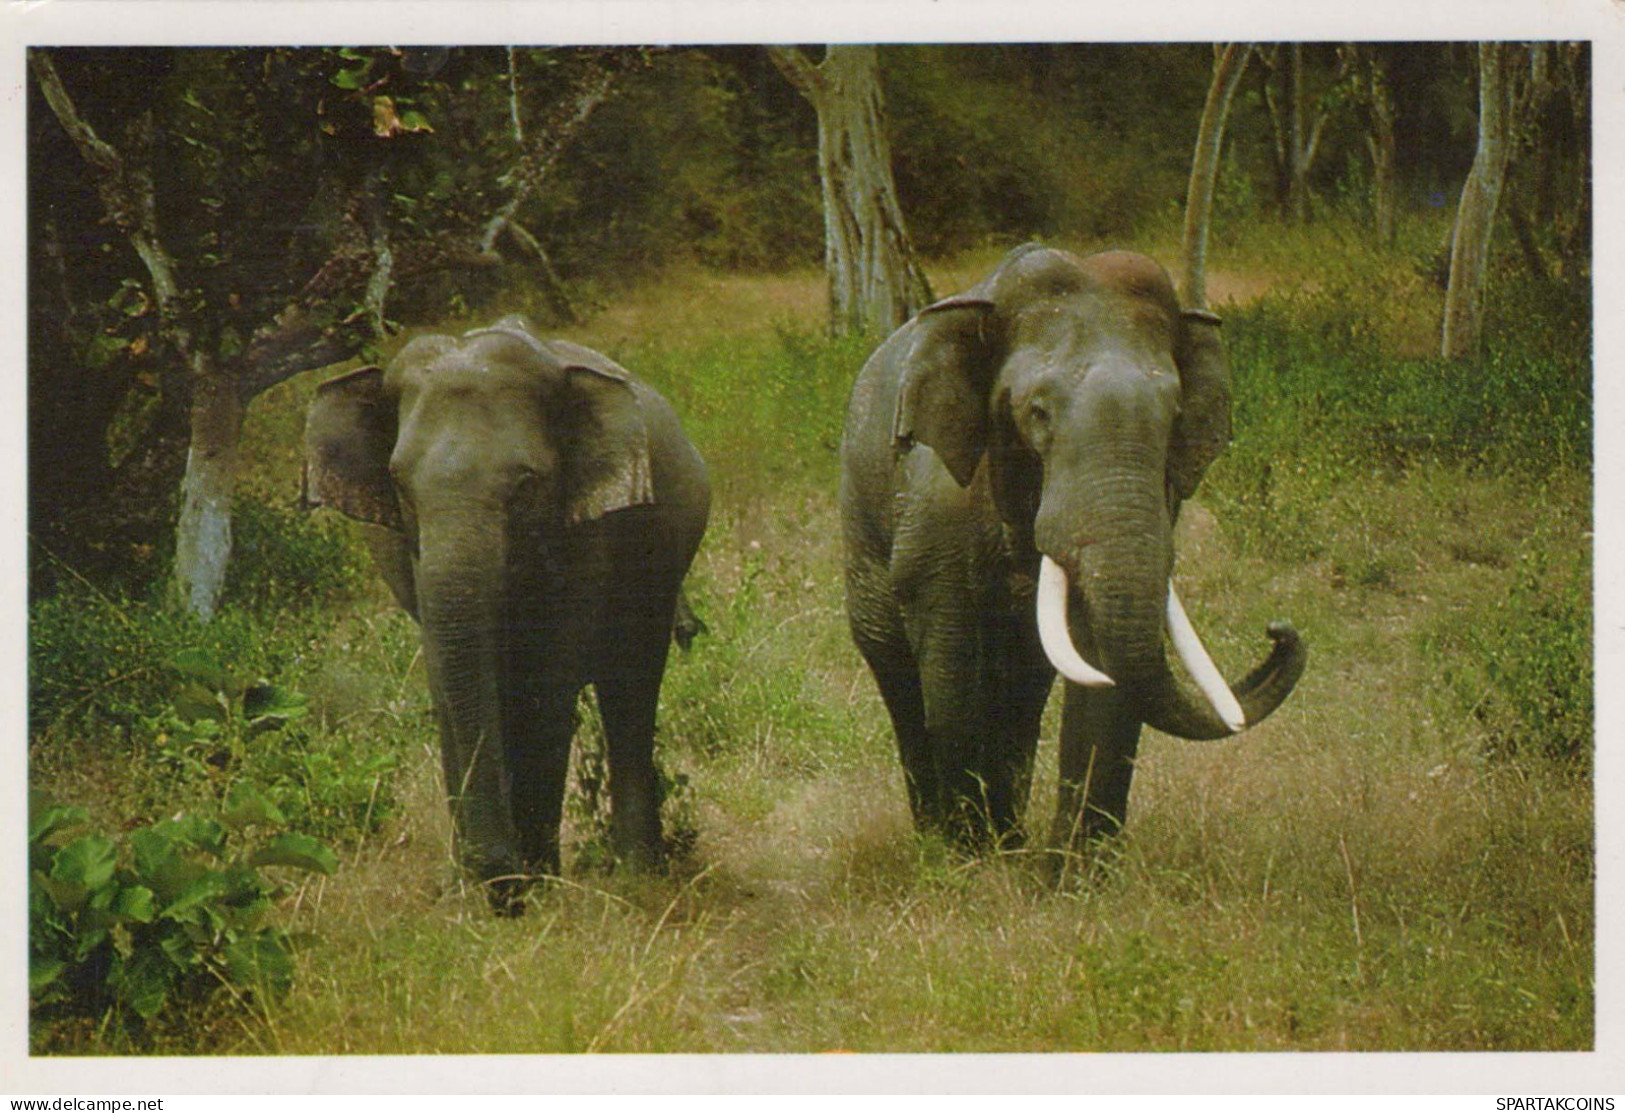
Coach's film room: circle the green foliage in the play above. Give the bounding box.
[223,497,370,613]
[142,647,401,845]
[885,45,1206,251]
[29,580,295,738]
[541,49,821,277]
[1208,260,1590,561]
[29,791,335,1034]
[1428,538,1593,772]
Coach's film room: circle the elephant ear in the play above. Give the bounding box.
[561,364,656,525]
[303,366,403,531]
[1168,308,1232,503]
[892,296,997,487]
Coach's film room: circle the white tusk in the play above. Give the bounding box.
[1166,583,1246,733]
[1037,556,1114,688]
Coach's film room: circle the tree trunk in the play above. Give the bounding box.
[1362,46,1398,245]
[173,369,243,620]
[1181,44,1251,309]
[1290,44,1309,223]
[768,45,932,336]
[1442,43,1513,361]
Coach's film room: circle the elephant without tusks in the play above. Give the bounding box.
[839,245,1305,859]
[305,316,710,913]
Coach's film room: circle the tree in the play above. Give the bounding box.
[1441,43,1515,361]
[1255,44,1355,221]
[767,45,932,335]
[1181,44,1252,309]
[30,47,630,618]
[1354,44,1399,245]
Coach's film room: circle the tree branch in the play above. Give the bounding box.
[766,45,826,103]
[479,51,632,254]
[31,52,186,316]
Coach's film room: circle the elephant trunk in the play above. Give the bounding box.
[1039,528,1305,742]
[415,511,524,886]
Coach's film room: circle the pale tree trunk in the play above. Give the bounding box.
[1290,44,1309,224]
[1181,43,1252,309]
[34,52,378,618]
[768,44,932,335]
[1442,43,1513,361]
[173,373,243,619]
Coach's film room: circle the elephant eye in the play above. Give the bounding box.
[1022,399,1053,453]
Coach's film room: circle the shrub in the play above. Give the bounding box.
[142,647,401,845]
[29,792,336,1035]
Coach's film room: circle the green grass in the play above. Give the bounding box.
[28,217,1594,1054]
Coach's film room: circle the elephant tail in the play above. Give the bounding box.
[673,586,708,652]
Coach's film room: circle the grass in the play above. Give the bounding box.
[27,215,1594,1055]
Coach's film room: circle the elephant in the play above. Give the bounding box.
[839,244,1305,861]
[304,315,710,912]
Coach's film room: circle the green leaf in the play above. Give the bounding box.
[30,797,90,844]
[172,648,227,690]
[330,66,368,91]
[130,828,207,901]
[51,835,117,895]
[72,925,109,963]
[33,869,86,916]
[250,833,338,876]
[159,815,228,858]
[240,682,307,724]
[29,956,68,996]
[173,680,229,724]
[222,783,287,830]
[223,932,294,997]
[84,333,129,370]
[160,872,231,921]
[399,109,434,134]
[115,947,173,1019]
[113,884,157,924]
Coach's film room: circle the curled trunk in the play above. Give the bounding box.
[1048,539,1305,740]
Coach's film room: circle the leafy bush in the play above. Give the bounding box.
[143,648,400,845]
[29,792,336,1032]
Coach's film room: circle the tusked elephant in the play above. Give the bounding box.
[839,244,1305,861]
[305,315,710,912]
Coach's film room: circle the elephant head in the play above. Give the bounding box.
[302,316,657,888]
[892,246,1304,740]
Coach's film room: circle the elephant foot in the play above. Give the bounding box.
[485,874,533,917]
[1038,832,1127,890]
[466,844,536,916]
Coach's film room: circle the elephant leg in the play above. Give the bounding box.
[852,626,938,831]
[502,679,579,880]
[907,614,1009,850]
[981,635,1053,846]
[848,556,940,830]
[594,632,673,871]
[1049,682,1143,869]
